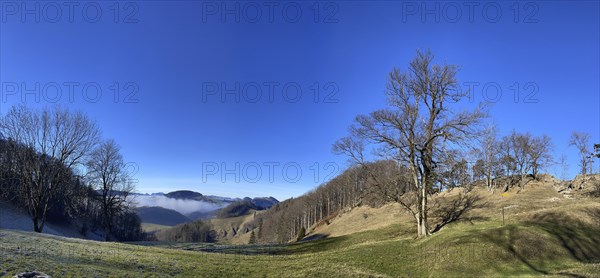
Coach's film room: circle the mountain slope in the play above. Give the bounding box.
[226,175,600,246]
[216,197,278,218]
[0,201,103,240]
[135,206,191,226]
[164,190,205,200]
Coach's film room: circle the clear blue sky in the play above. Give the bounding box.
[1,1,598,200]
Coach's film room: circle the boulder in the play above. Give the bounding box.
[13,271,51,278]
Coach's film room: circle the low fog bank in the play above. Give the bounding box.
[130,195,225,215]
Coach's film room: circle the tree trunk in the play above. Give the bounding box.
[519,173,527,192]
[32,217,41,233]
[420,181,430,237]
[502,181,509,192]
[415,213,422,237]
[103,206,111,241]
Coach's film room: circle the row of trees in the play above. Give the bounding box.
[471,127,553,192]
[0,105,142,241]
[472,129,596,192]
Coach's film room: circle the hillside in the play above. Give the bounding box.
[2,175,599,276]
[251,197,280,209]
[0,201,103,241]
[186,210,219,221]
[154,197,279,242]
[1,178,598,276]
[211,211,259,242]
[307,175,599,239]
[185,197,278,220]
[217,197,279,218]
[135,206,191,226]
[223,175,600,248]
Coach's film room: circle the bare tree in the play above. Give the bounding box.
[512,132,532,191]
[529,134,553,179]
[558,154,569,181]
[437,150,470,191]
[0,138,19,199]
[497,131,553,191]
[0,105,100,232]
[499,131,532,191]
[85,139,134,241]
[569,131,591,176]
[480,124,499,191]
[334,50,485,237]
[498,138,517,184]
[472,159,486,182]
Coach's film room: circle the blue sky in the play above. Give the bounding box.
[1,1,599,200]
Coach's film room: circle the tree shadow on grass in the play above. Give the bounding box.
[430,193,489,234]
[474,207,600,276]
[298,233,327,242]
[477,225,550,275]
[284,234,351,254]
[527,208,600,263]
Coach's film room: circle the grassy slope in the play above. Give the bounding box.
[141,223,172,233]
[1,181,599,277]
[209,210,259,244]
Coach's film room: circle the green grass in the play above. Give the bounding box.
[2,185,599,277]
[141,223,172,233]
[2,217,598,277]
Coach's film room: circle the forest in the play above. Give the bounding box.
[0,106,145,241]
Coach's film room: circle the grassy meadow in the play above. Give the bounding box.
[2,181,599,277]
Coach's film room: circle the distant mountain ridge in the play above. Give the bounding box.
[132,190,279,223]
[250,197,279,210]
[217,197,280,218]
[164,190,204,200]
[162,190,242,205]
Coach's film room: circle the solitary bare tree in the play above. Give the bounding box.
[569,131,591,176]
[558,154,569,181]
[85,139,134,241]
[0,105,100,232]
[334,50,485,237]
